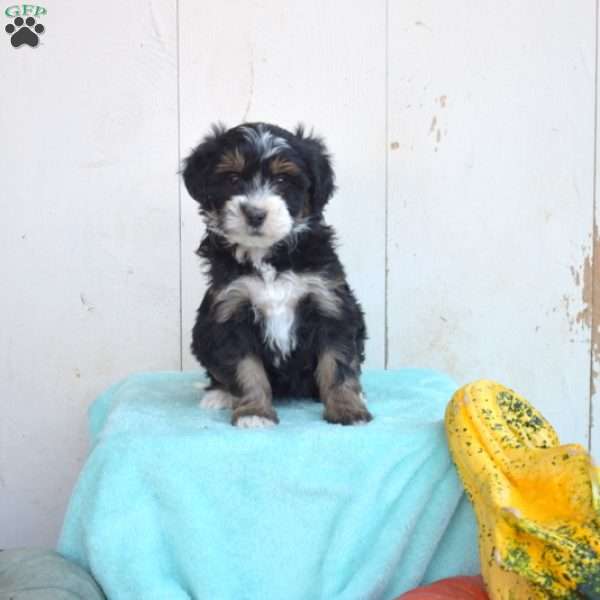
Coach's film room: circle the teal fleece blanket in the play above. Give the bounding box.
[58,369,479,600]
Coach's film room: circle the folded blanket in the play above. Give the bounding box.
[58,369,479,600]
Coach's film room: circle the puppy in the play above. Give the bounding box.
[182,123,372,428]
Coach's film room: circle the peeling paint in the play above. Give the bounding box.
[79,293,95,313]
[564,225,599,398]
[576,250,593,329]
[591,223,600,396]
[430,100,448,150]
[429,116,437,134]
[562,293,573,323]
[570,265,580,287]
[414,20,432,32]
[565,236,593,333]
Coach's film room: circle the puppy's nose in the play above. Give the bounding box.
[241,204,267,228]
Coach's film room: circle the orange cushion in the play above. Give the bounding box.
[398,575,488,599]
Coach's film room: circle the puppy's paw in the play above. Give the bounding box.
[235,415,277,429]
[324,405,373,426]
[231,404,279,428]
[323,391,373,426]
[200,389,235,410]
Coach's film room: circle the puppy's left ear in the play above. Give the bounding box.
[295,125,336,214]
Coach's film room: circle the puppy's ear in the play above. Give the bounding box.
[182,123,226,209]
[295,125,336,214]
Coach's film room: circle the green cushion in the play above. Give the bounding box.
[0,549,105,600]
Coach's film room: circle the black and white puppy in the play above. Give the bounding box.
[182,122,372,428]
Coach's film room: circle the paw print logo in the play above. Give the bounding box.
[5,16,45,48]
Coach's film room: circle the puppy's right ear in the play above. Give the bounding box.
[182,123,226,209]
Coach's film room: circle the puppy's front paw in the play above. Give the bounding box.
[324,389,373,426]
[235,415,277,429]
[232,404,279,428]
[324,405,373,426]
[200,389,235,410]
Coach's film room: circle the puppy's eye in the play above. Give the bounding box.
[227,173,241,185]
[274,175,288,184]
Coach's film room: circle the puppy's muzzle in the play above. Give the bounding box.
[241,204,267,228]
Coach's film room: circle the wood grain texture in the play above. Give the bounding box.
[0,0,179,547]
[387,1,596,446]
[2,0,599,549]
[179,0,387,371]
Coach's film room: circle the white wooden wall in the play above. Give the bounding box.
[1,0,598,548]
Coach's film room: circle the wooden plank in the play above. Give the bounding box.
[592,1,600,456]
[387,1,596,445]
[0,0,179,546]
[179,0,387,370]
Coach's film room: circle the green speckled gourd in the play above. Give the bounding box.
[445,380,600,599]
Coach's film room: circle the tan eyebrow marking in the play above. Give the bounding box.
[215,148,245,173]
[270,156,300,175]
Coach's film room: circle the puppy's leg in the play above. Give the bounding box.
[231,355,278,428]
[192,294,277,427]
[316,349,372,425]
[200,386,236,410]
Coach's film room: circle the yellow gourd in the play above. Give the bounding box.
[445,380,600,599]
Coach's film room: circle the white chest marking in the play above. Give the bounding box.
[214,263,342,358]
[245,264,305,357]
